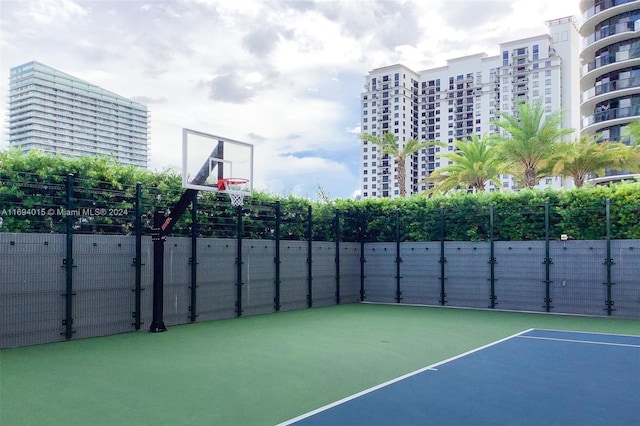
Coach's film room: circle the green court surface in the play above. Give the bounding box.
[1,304,639,426]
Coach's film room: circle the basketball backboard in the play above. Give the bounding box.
[182,129,254,197]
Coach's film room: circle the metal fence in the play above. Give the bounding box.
[362,240,640,317]
[1,174,639,348]
[2,230,638,348]
[0,233,361,348]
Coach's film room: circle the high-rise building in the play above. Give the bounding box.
[8,61,149,168]
[360,18,580,199]
[579,0,640,145]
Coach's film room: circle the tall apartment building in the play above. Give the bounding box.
[360,18,580,199]
[8,61,149,168]
[579,0,640,145]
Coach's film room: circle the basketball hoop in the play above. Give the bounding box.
[218,178,249,207]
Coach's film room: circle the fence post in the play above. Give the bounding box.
[334,209,341,305]
[488,204,497,309]
[189,196,198,323]
[274,201,281,312]
[62,174,75,340]
[307,205,313,308]
[133,182,143,329]
[236,205,243,317]
[603,198,615,316]
[395,210,402,303]
[359,212,366,302]
[543,201,553,312]
[439,207,447,306]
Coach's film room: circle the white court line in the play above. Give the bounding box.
[517,335,640,348]
[531,328,640,338]
[276,328,534,426]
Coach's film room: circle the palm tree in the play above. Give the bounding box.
[492,101,574,189]
[627,120,640,147]
[551,136,636,188]
[361,132,435,197]
[424,133,507,194]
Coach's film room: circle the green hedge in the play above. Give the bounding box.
[1,150,639,240]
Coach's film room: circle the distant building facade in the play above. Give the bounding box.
[360,18,580,199]
[579,0,640,146]
[8,61,149,167]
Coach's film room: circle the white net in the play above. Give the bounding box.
[223,179,249,207]
[227,190,245,207]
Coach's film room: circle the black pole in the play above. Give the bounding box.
[149,209,167,332]
[334,209,341,305]
[274,201,281,312]
[359,212,366,302]
[133,182,142,329]
[189,197,198,323]
[488,205,497,309]
[307,205,313,308]
[63,174,75,340]
[236,205,243,317]
[439,207,447,306]
[395,210,402,303]
[543,202,553,312]
[360,239,366,302]
[604,199,615,316]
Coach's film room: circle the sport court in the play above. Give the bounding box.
[283,328,640,426]
[2,304,639,425]
[2,126,640,423]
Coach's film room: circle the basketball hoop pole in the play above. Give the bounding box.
[149,189,201,332]
[149,209,167,332]
[149,140,227,333]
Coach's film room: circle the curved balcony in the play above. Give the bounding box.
[581,0,640,36]
[581,50,640,84]
[582,23,640,60]
[585,21,639,47]
[582,104,640,133]
[581,75,640,109]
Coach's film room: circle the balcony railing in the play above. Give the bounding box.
[586,21,639,47]
[582,0,637,21]
[583,104,640,127]
[583,75,640,101]
[583,49,640,73]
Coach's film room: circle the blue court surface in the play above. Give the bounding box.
[280,329,640,426]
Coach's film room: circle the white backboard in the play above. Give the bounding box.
[182,128,253,195]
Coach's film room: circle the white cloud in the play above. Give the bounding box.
[24,0,88,25]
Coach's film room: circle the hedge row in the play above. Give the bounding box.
[1,150,639,240]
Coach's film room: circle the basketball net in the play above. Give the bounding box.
[219,178,249,207]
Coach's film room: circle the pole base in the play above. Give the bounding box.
[149,322,167,333]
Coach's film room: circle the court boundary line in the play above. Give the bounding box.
[276,328,534,426]
[517,335,640,348]
[529,328,640,338]
[360,301,635,319]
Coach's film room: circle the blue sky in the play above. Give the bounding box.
[0,0,580,199]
